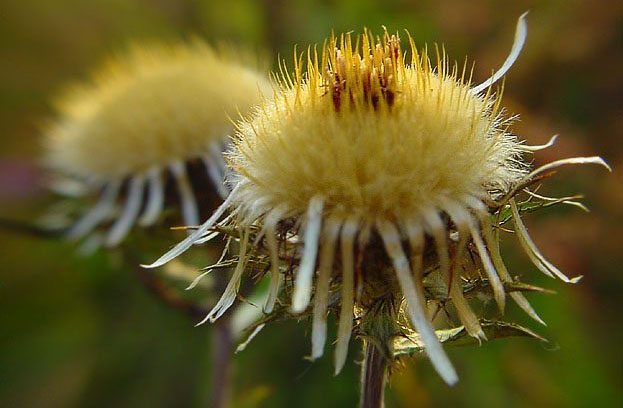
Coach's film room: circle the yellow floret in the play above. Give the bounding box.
[230,31,525,220]
[45,40,271,180]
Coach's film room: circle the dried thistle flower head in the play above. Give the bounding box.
[146,14,610,385]
[44,40,271,247]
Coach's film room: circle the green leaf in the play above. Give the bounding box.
[393,319,547,357]
[496,192,586,226]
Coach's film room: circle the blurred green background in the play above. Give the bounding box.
[1,0,622,407]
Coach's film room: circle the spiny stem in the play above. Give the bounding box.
[360,340,389,408]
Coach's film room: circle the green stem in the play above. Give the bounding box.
[209,272,233,408]
[360,340,388,408]
[209,314,233,408]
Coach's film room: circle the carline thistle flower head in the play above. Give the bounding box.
[44,40,271,248]
[146,14,610,385]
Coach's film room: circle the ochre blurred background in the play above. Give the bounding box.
[1,1,621,407]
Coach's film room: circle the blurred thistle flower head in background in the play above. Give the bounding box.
[146,14,610,385]
[43,40,272,249]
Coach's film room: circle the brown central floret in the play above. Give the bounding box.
[327,30,400,111]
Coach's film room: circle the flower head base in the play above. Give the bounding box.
[44,40,271,247]
[146,14,610,385]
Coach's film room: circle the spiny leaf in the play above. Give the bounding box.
[393,319,547,357]
[462,278,556,298]
[496,192,587,226]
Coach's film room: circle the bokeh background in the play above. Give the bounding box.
[1,0,621,407]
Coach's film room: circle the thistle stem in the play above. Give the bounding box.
[135,268,207,319]
[208,271,234,408]
[125,248,233,408]
[360,340,389,408]
[209,313,233,408]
